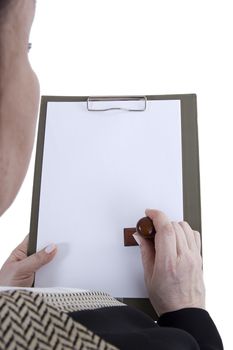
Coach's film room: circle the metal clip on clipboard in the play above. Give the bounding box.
[87,96,147,112]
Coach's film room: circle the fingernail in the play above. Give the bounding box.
[45,244,57,254]
[145,208,151,215]
[133,233,142,246]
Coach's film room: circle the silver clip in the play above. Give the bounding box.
[87,96,147,112]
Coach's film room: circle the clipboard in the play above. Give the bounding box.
[28,94,201,319]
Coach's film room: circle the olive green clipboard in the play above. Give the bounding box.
[28,94,201,320]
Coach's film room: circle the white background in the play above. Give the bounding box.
[0,0,232,348]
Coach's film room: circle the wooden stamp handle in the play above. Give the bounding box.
[136,216,156,239]
[124,216,156,246]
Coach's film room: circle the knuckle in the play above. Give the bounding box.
[161,223,174,235]
[194,230,200,236]
[34,252,45,266]
[171,221,177,228]
[179,221,188,227]
[187,254,196,268]
[183,252,201,270]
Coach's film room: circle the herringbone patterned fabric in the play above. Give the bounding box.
[39,291,125,313]
[0,290,118,350]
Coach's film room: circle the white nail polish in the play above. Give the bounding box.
[45,244,56,254]
[133,233,141,246]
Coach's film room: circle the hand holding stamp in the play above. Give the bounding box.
[124,217,156,246]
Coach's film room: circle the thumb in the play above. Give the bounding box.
[19,244,57,274]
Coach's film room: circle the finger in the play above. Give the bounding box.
[18,244,57,274]
[145,209,171,232]
[193,230,201,253]
[15,234,29,252]
[171,222,189,255]
[145,209,177,263]
[155,222,177,263]
[179,221,197,251]
[9,235,30,262]
[133,233,155,283]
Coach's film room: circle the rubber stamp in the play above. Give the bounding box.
[124,216,156,246]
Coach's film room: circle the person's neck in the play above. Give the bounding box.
[0,0,35,65]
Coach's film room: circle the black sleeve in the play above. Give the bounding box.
[158,308,223,350]
[69,306,201,350]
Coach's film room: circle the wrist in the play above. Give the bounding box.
[149,292,206,316]
[151,301,206,317]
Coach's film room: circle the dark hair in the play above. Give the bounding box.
[0,0,10,10]
[0,0,12,22]
[0,0,15,14]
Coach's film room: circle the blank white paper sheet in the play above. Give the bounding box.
[35,99,183,298]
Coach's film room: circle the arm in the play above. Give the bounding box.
[134,209,223,349]
[0,0,40,216]
[158,308,223,350]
